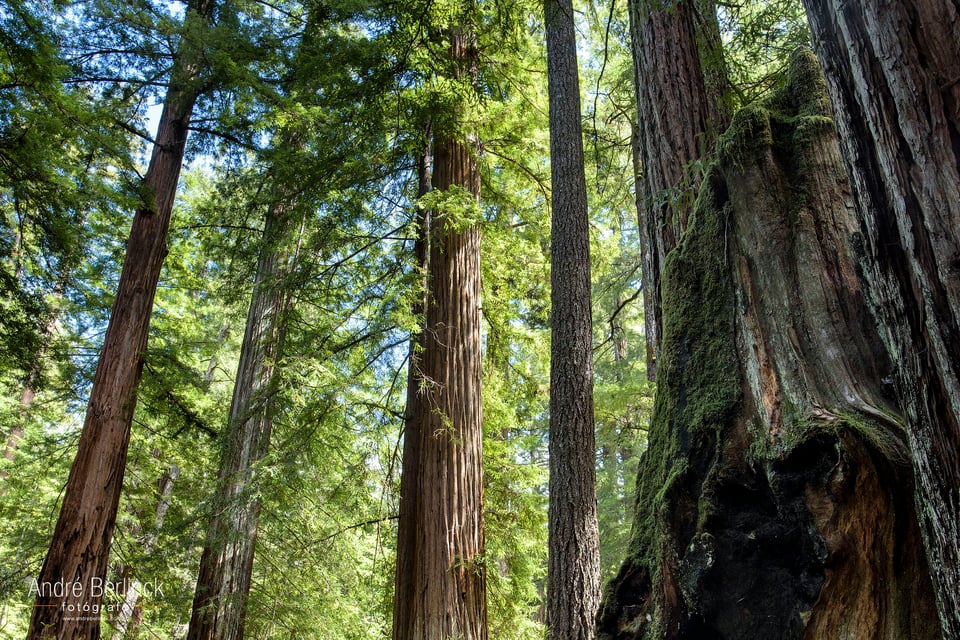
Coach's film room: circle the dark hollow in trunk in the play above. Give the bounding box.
[598,50,939,640]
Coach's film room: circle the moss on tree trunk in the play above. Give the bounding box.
[598,50,939,640]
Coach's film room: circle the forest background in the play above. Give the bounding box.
[0,0,851,637]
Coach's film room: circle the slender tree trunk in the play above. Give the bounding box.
[598,51,939,640]
[26,3,215,638]
[1,276,64,475]
[392,21,487,640]
[186,196,296,640]
[2,248,75,483]
[392,129,431,640]
[544,0,601,637]
[628,0,728,380]
[799,2,960,635]
[111,463,179,637]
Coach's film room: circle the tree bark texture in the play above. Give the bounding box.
[544,0,601,637]
[392,131,432,640]
[186,197,294,640]
[27,3,215,638]
[628,0,728,381]
[392,23,487,639]
[799,2,960,635]
[598,50,939,640]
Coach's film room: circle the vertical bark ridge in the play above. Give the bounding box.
[628,0,729,380]
[800,2,960,634]
[393,21,487,640]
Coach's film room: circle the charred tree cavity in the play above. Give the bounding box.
[800,1,960,634]
[598,50,939,640]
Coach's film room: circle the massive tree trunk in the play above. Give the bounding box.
[799,2,960,635]
[628,0,728,380]
[598,50,939,640]
[544,0,601,637]
[186,196,294,640]
[27,3,215,638]
[392,21,487,640]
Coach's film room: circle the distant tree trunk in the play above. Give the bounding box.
[112,463,180,637]
[1,274,65,477]
[544,0,601,637]
[27,2,215,638]
[799,2,960,635]
[598,51,939,640]
[628,0,728,380]
[392,20,487,640]
[186,195,297,640]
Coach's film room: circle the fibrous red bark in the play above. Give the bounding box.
[799,2,960,635]
[27,3,215,637]
[392,21,487,640]
[628,0,728,380]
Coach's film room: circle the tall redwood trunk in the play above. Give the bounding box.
[392,129,431,640]
[544,0,601,637]
[186,198,294,640]
[628,0,728,380]
[27,3,215,638]
[392,21,487,640]
[598,50,938,640]
[799,2,960,635]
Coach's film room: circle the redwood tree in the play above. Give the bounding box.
[628,0,728,380]
[799,1,960,635]
[391,14,488,640]
[544,0,601,637]
[27,2,217,637]
[598,50,939,640]
[185,196,294,640]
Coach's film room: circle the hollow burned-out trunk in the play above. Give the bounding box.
[800,2,960,634]
[598,50,939,640]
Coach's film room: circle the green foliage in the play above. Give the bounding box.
[0,0,818,637]
[718,0,811,105]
